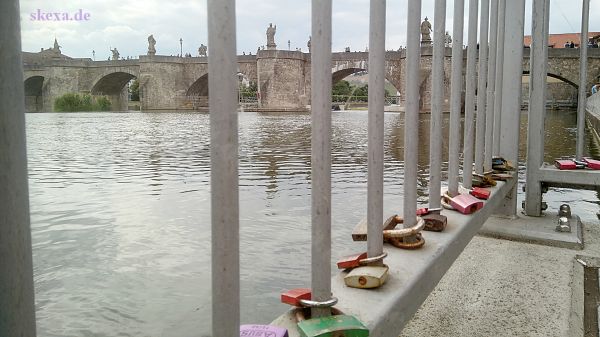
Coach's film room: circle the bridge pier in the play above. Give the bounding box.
[256,50,309,112]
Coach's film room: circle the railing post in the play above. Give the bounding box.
[493,0,506,156]
[0,0,37,336]
[311,0,333,319]
[448,0,466,197]
[498,0,525,217]
[367,0,386,263]
[525,0,550,216]
[429,0,446,209]
[475,0,490,174]
[404,0,421,228]
[208,0,240,334]
[484,0,499,171]
[576,0,590,160]
[463,0,479,189]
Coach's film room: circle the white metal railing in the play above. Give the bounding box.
[0,0,595,336]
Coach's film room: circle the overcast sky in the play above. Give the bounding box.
[19,0,600,60]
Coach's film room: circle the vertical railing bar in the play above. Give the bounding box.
[429,0,446,209]
[525,0,550,216]
[367,0,386,261]
[484,0,499,171]
[0,0,37,336]
[576,0,590,160]
[498,0,526,216]
[208,0,240,334]
[474,0,490,174]
[493,0,506,156]
[310,0,332,319]
[404,0,421,228]
[463,0,479,189]
[448,0,466,197]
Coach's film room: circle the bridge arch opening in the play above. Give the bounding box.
[522,71,578,108]
[24,76,45,112]
[91,71,137,111]
[331,68,401,110]
[184,74,209,110]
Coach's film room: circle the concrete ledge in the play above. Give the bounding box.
[479,213,583,250]
[539,166,600,190]
[272,176,517,336]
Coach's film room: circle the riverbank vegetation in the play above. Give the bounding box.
[54,93,111,112]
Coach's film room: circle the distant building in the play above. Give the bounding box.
[523,32,600,48]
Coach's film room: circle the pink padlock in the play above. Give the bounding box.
[583,157,600,169]
[449,194,484,214]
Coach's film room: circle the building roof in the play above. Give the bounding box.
[524,32,600,48]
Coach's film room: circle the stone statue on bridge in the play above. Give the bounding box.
[111,48,120,60]
[266,23,277,50]
[421,17,432,45]
[445,31,452,47]
[198,44,207,57]
[307,36,311,53]
[147,35,156,56]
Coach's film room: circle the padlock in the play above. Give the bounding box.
[470,187,490,200]
[583,157,600,169]
[297,314,369,337]
[422,213,447,232]
[344,265,389,289]
[281,288,311,307]
[240,324,289,337]
[336,252,368,269]
[444,193,483,214]
[492,157,515,171]
[416,207,442,216]
[352,215,400,241]
[555,159,577,170]
[491,172,512,181]
[472,174,496,187]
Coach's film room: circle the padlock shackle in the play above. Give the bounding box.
[382,217,425,238]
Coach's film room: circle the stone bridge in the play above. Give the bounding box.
[22,47,600,112]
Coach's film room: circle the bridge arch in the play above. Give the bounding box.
[91,71,137,111]
[24,75,45,112]
[522,70,579,89]
[331,67,402,108]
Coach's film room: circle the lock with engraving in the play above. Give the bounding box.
[442,193,484,214]
[240,324,289,337]
[470,187,490,200]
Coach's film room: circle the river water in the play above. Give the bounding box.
[26,110,599,336]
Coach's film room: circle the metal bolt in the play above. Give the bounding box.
[557,204,571,218]
[555,216,571,232]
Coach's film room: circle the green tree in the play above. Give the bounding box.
[130,79,140,101]
[332,80,354,96]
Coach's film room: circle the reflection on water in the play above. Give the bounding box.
[26,110,599,337]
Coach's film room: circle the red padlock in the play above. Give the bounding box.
[470,187,490,200]
[281,288,311,307]
[583,157,600,169]
[555,159,576,170]
[336,252,368,269]
[446,193,484,214]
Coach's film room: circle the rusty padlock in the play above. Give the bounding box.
[240,324,288,337]
[383,217,426,249]
[416,208,447,232]
[472,173,497,187]
[442,193,483,215]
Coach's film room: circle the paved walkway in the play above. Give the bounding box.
[399,221,600,337]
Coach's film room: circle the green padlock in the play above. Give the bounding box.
[297,314,369,337]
